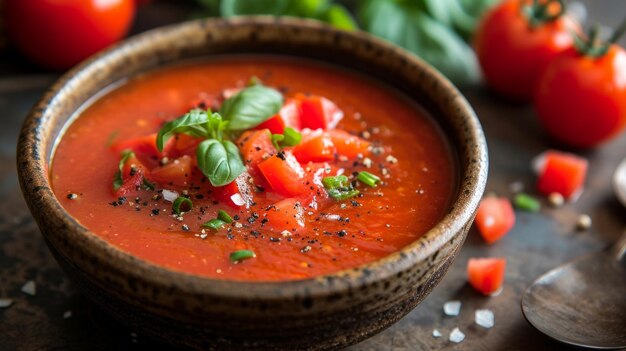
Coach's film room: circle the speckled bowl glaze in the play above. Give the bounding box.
[17,17,487,350]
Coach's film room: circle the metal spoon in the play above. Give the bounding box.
[521,159,626,349]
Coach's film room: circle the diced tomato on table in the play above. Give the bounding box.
[467,258,506,296]
[474,196,515,244]
[534,150,588,200]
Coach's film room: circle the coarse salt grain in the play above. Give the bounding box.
[0,299,13,308]
[162,189,178,202]
[63,310,72,319]
[576,214,592,230]
[432,329,442,338]
[21,280,36,296]
[475,309,494,328]
[443,300,461,316]
[449,327,465,343]
[231,193,245,206]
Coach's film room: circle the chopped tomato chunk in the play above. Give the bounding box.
[255,99,301,134]
[535,150,588,199]
[115,171,144,198]
[296,93,343,130]
[121,155,149,179]
[292,130,336,163]
[474,196,515,244]
[264,197,305,231]
[212,172,255,208]
[467,258,506,296]
[327,129,370,158]
[258,150,308,197]
[111,133,161,168]
[237,129,277,171]
[150,155,193,186]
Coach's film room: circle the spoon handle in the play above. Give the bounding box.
[612,229,626,261]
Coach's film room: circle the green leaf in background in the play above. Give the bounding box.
[358,0,480,85]
[196,139,246,186]
[221,0,292,16]
[220,85,284,130]
[318,4,358,30]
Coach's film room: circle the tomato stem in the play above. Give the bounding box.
[523,0,565,27]
[574,17,626,58]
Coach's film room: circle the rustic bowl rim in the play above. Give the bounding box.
[17,17,488,300]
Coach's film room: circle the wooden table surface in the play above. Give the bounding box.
[1,1,625,350]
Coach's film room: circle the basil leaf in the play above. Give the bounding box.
[322,175,360,200]
[220,85,284,130]
[113,150,135,191]
[358,0,480,85]
[196,139,246,186]
[156,110,210,152]
[220,0,291,16]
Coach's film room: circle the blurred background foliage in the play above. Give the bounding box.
[193,0,499,85]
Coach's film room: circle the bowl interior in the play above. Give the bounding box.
[19,17,487,297]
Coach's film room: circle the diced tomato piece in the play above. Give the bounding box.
[327,129,370,158]
[111,133,162,168]
[121,155,149,179]
[296,93,343,130]
[264,197,305,231]
[150,155,193,186]
[474,196,515,244]
[255,99,301,134]
[467,258,506,296]
[212,172,254,208]
[292,130,336,163]
[115,171,144,198]
[163,134,203,159]
[258,150,308,197]
[237,129,277,170]
[535,150,588,199]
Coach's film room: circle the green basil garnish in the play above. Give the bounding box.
[156,109,210,152]
[202,218,226,229]
[357,171,381,187]
[322,175,360,200]
[220,85,283,130]
[196,139,246,187]
[217,210,234,223]
[113,150,135,191]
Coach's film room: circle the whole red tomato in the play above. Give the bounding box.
[534,43,626,148]
[474,0,579,101]
[4,0,136,70]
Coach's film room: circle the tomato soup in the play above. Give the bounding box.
[51,56,457,281]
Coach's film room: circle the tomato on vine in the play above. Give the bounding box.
[474,0,579,101]
[534,22,626,148]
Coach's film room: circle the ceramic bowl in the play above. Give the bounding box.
[17,17,487,350]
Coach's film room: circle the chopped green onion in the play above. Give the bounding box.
[322,175,360,200]
[172,196,193,215]
[357,171,381,187]
[202,218,226,229]
[514,193,541,212]
[217,210,233,223]
[282,127,302,146]
[230,250,256,263]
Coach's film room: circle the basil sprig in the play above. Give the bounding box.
[155,84,283,187]
[220,85,283,130]
[322,175,360,200]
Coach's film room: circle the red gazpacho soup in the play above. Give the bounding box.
[51,56,457,281]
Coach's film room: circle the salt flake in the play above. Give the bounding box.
[432,329,442,338]
[0,298,13,308]
[21,280,36,296]
[230,193,245,206]
[475,309,495,328]
[162,189,179,202]
[449,327,465,343]
[443,300,461,316]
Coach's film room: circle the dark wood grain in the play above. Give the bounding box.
[2,1,625,350]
